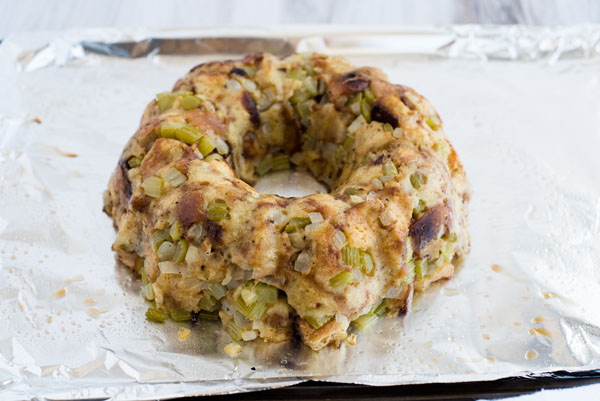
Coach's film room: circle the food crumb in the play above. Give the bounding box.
[344,333,357,346]
[177,326,191,341]
[224,342,242,357]
[32,117,42,124]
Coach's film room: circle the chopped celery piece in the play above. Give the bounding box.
[146,307,168,323]
[294,99,311,119]
[363,87,375,103]
[415,259,429,280]
[247,301,267,320]
[447,232,458,242]
[342,246,361,268]
[159,121,202,144]
[174,239,188,264]
[405,238,413,263]
[198,294,217,311]
[127,156,142,168]
[207,201,230,221]
[196,310,219,320]
[305,315,332,329]
[144,176,163,198]
[410,171,426,189]
[360,97,372,123]
[287,68,307,81]
[169,220,181,241]
[180,94,203,110]
[162,167,187,188]
[152,230,172,250]
[140,262,149,285]
[290,89,311,104]
[360,251,374,275]
[255,282,278,304]
[370,299,387,316]
[343,135,355,152]
[329,270,354,287]
[206,283,226,300]
[400,260,416,285]
[157,241,176,262]
[271,154,290,171]
[382,123,393,132]
[256,158,272,176]
[232,294,251,317]
[343,187,359,196]
[197,135,216,157]
[225,322,244,342]
[240,65,257,77]
[143,283,155,301]
[361,152,375,166]
[170,309,192,321]
[382,161,398,176]
[412,199,427,218]
[284,217,311,233]
[156,92,175,112]
[426,115,441,130]
[353,313,378,330]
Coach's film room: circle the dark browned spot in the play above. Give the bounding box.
[371,100,399,128]
[176,191,204,229]
[204,220,223,244]
[130,195,150,212]
[409,203,449,252]
[241,91,260,128]
[400,94,416,110]
[230,67,247,77]
[329,70,370,98]
[373,155,384,165]
[242,131,264,158]
[118,159,132,199]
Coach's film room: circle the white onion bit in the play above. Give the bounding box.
[379,210,394,226]
[158,261,181,274]
[308,212,324,224]
[215,137,229,155]
[305,222,321,232]
[332,230,347,249]
[227,79,242,92]
[372,178,384,190]
[272,210,287,226]
[348,115,366,133]
[294,252,312,274]
[350,195,364,204]
[393,127,403,138]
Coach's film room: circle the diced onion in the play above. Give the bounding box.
[215,137,229,155]
[226,79,242,92]
[234,310,251,327]
[350,195,364,204]
[157,241,176,261]
[308,212,324,224]
[348,115,366,133]
[242,330,258,341]
[392,127,403,138]
[332,231,347,250]
[271,210,287,226]
[162,167,187,188]
[294,252,311,274]
[379,210,394,226]
[372,178,384,189]
[158,261,181,274]
[304,222,321,232]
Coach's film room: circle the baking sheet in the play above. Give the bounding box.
[1,26,600,400]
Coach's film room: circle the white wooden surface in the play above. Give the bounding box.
[1,0,599,38]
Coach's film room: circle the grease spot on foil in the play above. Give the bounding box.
[529,327,552,338]
[532,316,544,324]
[178,326,191,341]
[83,298,96,306]
[525,349,539,360]
[491,264,502,272]
[54,288,67,298]
[87,307,109,318]
[442,288,460,296]
[64,274,84,284]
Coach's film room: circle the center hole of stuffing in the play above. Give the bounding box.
[253,170,328,198]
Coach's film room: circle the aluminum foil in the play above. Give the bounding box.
[1,26,600,399]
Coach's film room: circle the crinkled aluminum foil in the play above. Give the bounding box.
[1,26,600,400]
